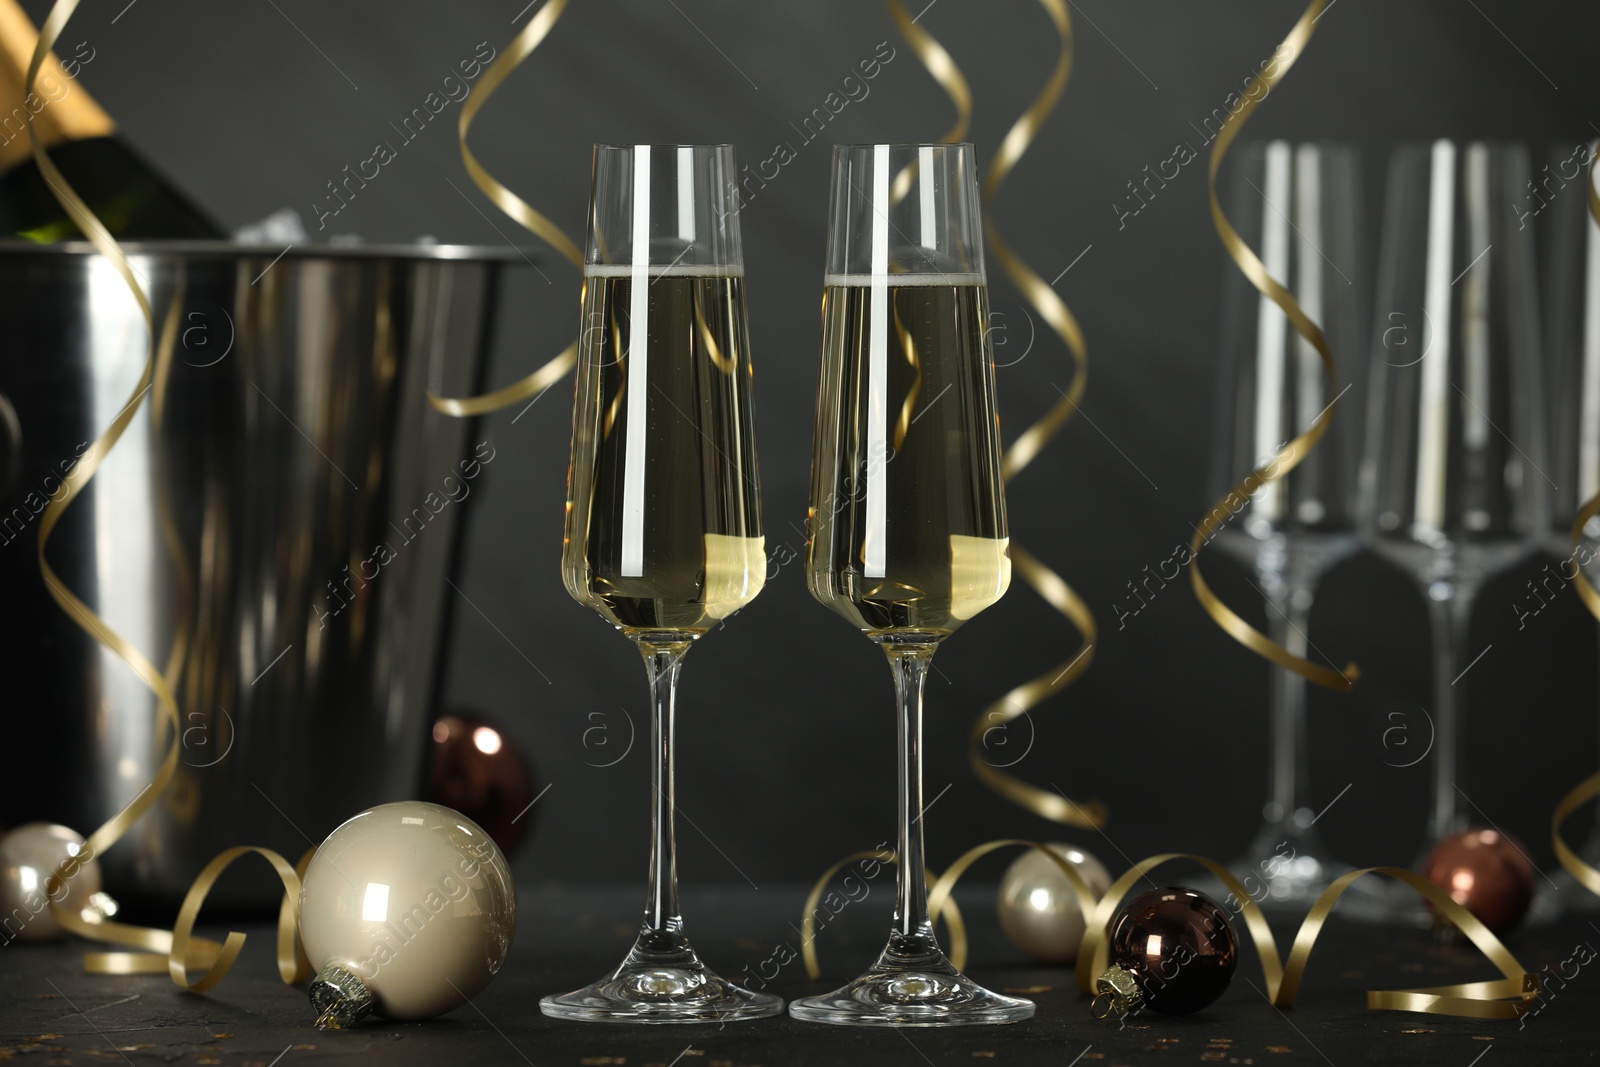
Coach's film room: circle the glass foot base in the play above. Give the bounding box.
[540,934,782,1024]
[1194,827,1351,911]
[789,943,1033,1027]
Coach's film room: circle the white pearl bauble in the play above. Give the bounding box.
[996,843,1112,964]
[298,801,516,1025]
[0,823,102,943]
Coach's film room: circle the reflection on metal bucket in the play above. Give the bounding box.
[0,240,519,911]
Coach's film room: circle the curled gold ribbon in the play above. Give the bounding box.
[1553,771,1600,897]
[889,0,1103,827]
[804,842,1538,1019]
[1188,0,1358,692]
[427,0,580,417]
[24,0,307,989]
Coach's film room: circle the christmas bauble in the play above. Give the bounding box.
[0,823,104,942]
[1093,886,1238,1018]
[425,712,535,856]
[298,801,516,1028]
[1422,827,1535,935]
[996,843,1112,963]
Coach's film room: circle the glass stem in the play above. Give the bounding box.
[1426,593,1473,843]
[882,637,938,952]
[637,636,692,945]
[1261,582,1314,833]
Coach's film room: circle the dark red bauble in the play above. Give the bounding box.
[425,712,535,856]
[1422,827,1535,935]
[1096,886,1238,1017]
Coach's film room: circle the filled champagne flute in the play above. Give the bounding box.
[790,143,1030,1026]
[541,144,780,1022]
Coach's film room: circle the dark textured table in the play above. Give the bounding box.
[2,883,1595,1066]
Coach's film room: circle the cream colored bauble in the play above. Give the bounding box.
[0,823,104,942]
[996,843,1112,964]
[298,801,516,1028]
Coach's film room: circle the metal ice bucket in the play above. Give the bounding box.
[0,240,517,910]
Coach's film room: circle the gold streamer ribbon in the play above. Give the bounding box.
[426,0,580,417]
[1553,772,1600,897]
[888,0,1103,829]
[803,842,1539,1018]
[1187,0,1357,691]
[24,0,306,989]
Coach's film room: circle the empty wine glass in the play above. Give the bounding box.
[1206,141,1367,907]
[789,143,1029,1026]
[1538,137,1600,914]
[541,144,780,1022]
[1358,140,1550,914]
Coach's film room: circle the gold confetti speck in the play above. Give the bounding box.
[1266,1047,1293,1054]
[1401,1029,1434,1034]
[212,1032,236,1039]
[1473,1036,1495,1042]
[292,1044,317,1051]
[36,1035,64,1041]
[579,1059,626,1066]
[36,993,59,1000]
[973,1054,997,1060]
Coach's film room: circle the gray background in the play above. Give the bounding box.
[24,0,1600,888]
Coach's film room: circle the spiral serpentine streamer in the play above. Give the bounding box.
[802,836,1538,1018]
[1187,0,1358,691]
[426,0,580,417]
[887,0,1103,828]
[21,0,309,988]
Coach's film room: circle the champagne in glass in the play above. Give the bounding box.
[541,144,778,1023]
[791,143,1029,1026]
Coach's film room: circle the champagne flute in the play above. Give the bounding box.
[1206,141,1367,907]
[1358,140,1550,910]
[1539,137,1600,914]
[541,144,780,1022]
[789,143,1030,1026]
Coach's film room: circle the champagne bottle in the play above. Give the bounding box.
[0,0,222,241]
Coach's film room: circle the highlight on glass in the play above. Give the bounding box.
[541,143,778,1023]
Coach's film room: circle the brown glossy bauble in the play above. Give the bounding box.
[425,712,534,857]
[1422,827,1535,935]
[1098,887,1238,1016]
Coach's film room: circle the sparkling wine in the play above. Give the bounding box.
[807,275,1009,635]
[562,267,764,634]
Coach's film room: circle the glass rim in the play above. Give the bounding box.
[591,142,735,151]
[831,141,975,152]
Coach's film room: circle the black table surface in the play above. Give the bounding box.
[2,883,1595,1066]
